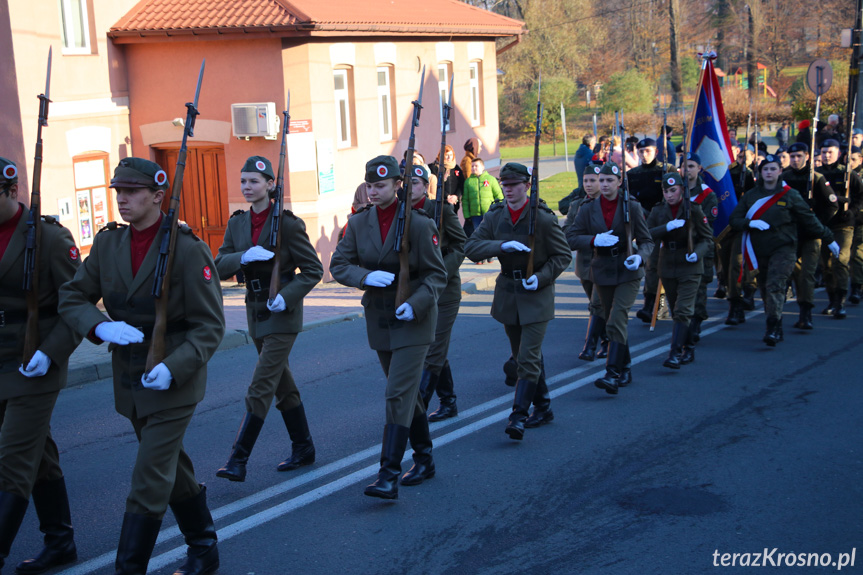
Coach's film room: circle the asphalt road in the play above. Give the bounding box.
[11,274,862,575]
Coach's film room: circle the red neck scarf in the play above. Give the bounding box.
[251,203,271,245]
[600,196,618,230]
[0,204,23,260]
[508,202,527,224]
[377,200,399,243]
[130,217,162,277]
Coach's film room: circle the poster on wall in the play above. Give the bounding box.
[76,191,93,246]
[91,188,108,230]
[316,139,335,194]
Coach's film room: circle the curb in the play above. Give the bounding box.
[461,275,496,294]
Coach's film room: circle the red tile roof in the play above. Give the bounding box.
[110,0,525,40]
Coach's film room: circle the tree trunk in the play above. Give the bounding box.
[669,0,683,108]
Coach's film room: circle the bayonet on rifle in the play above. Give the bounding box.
[433,75,454,230]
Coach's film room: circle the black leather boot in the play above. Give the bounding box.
[735,301,747,324]
[15,477,77,574]
[505,379,537,440]
[663,323,686,369]
[400,414,435,486]
[725,300,740,325]
[763,316,780,347]
[114,512,161,575]
[418,369,438,408]
[833,290,847,319]
[636,293,655,323]
[428,361,458,422]
[277,404,316,472]
[689,317,703,343]
[525,364,553,428]
[680,324,696,365]
[822,291,836,315]
[0,491,29,571]
[170,486,218,575]
[596,330,610,358]
[618,343,633,387]
[794,302,814,329]
[741,286,756,311]
[777,317,784,341]
[503,355,518,387]
[714,283,727,299]
[578,315,601,361]
[216,412,264,482]
[594,341,622,395]
[849,284,862,304]
[364,424,409,500]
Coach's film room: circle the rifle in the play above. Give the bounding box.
[394,66,425,308]
[145,60,205,373]
[842,98,857,213]
[740,100,752,192]
[681,117,694,254]
[618,115,634,257]
[268,92,291,303]
[433,75,454,230]
[807,91,822,202]
[754,110,759,157]
[526,75,543,278]
[22,48,51,365]
[662,112,669,179]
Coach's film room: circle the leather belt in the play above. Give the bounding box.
[500,269,527,280]
[594,246,621,257]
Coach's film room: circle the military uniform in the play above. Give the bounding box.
[646,172,713,368]
[58,158,224,575]
[214,156,324,483]
[729,156,835,346]
[689,176,719,327]
[850,160,863,302]
[330,155,446,499]
[0,155,82,574]
[567,162,654,394]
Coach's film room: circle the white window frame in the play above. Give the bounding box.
[333,69,353,148]
[469,61,483,127]
[59,0,92,55]
[377,66,393,142]
[439,63,453,132]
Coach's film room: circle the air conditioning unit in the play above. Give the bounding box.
[231,102,279,139]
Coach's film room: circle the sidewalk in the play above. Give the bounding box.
[66,258,506,386]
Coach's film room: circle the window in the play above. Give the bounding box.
[59,0,92,54]
[377,66,395,142]
[72,153,111,250]
[333,68,356,148]
[469,61,484,127]
[438,63,454,132]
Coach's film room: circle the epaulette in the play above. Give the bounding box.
[98,221,128,233]
[41,215,63,227]
[488,200,505,211]
[538,199,554,214]
[178,223,200,240]
[282,208,298,220]
[354,203,374,214]
[230,209,246,219]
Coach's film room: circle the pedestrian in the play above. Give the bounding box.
[214,156,323,483]
[776,121,790,149]
[574,133,596,186]
[0,157,81,574]
[646,172,713,368]
[567,162,653,395]
[462,158,503,237]
[464,162,571,438]
[404,164,466,423]
[58,157,225,575]
[428,144,464,213]
[460,138,482,179]
[796,120,812,145]
[329,155,446,499]
[729,154,839,346]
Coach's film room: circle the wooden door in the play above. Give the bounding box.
[155,146,228,257]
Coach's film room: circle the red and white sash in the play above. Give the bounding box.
[740,183,791,275]
[691,183,712,205]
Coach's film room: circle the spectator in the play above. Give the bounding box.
[461,137,483,179]
[574,133,596,185]
[429,144,464,213]
[796,120,812,145]
[776,120,790,148]
[462,158,503,237]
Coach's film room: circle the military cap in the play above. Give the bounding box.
[599,161,622,178]
[685,152,702,165]
[365,155,401,183]
[662,172,684,190]
[637,138,657,149]
[499,162,531,183]
[776,146,789,154]
[854,128,863,136]
[0,157,18,184]
[584,162,603,177]
[822,139,841,149]
[759,154,781,169]
[851,146,862,155]
[408,163,430,183]
[729,138,741,148]
[745,144,755,153]
[788,142,809,154]
[241,156,275,180]
[110,157,169,190]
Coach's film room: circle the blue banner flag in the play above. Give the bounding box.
[686,54,737,236]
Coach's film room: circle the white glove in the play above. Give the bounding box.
[395,302,415,321]
[594,232,619,247]
[828,241,840,258]
[748,220,770,231]
[19,350,51,378]
[363,270,395,288]
[240,246,274,264]
[685,252,698,263]
[666,219,686,232]
[624,254,642,270]
[521,275,538,291]
[141,362,172,391]
[95,321,145,345]
[501,241,531,253]
[267,294,286,313]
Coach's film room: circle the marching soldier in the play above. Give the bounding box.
[567,162,653,395]
[646,172,712,367]
[405,164,467,423]
[729,154,839,346]
[849,146,863,303]
[564,162,608,361]
[214,156,323,483]
[59,158,225,575]
[330,156,446,499]
[784,142,838,329]
[816,139,863,318]
[464,163,571,438]
[718,139,756,303]
[0,158,81,574]
[627,138,675,322]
